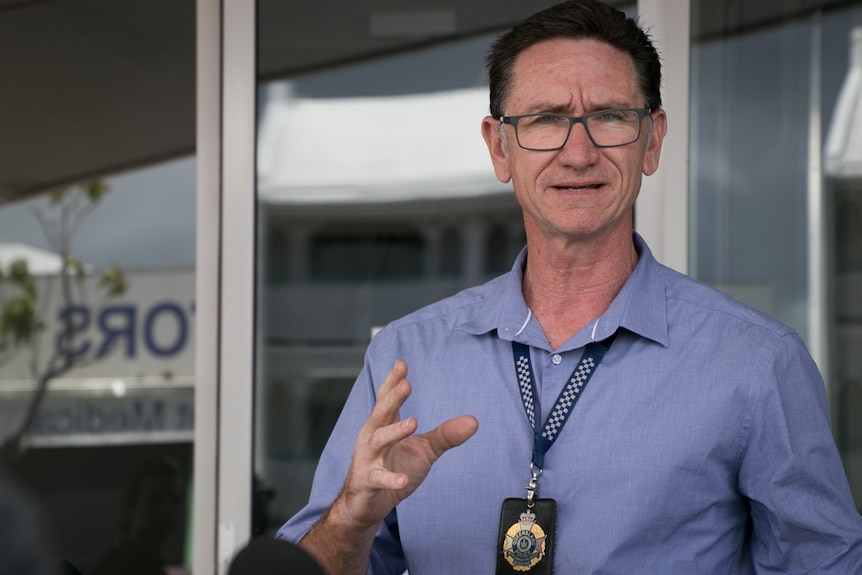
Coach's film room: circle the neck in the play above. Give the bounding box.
[522,232,637,349]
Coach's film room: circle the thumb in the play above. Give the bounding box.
[424,415,479,458]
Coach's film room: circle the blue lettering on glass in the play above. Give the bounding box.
[176,402,194,429]
[131,400,165,430]
[97,305,136,359]
[56,305,91,359]
[33,400,194,436]
[55,301,194,360]
[144,303,187,357]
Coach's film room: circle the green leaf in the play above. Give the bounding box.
[85,179,109,202]
[99,266,126,297]
[49,187,69,203]
[8,258,29,281]
[65,256,88,277]
[0,296,39,343]
[6,259,36,300]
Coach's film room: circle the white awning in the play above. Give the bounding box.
[256,86,511,205]
[825,27,862,179]
[0,243,64,275]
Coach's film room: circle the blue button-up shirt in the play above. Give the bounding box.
[279,234,862,574]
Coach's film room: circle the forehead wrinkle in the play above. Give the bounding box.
[521,100,643,116]
[509,38,642,116]
[519,101,572,115]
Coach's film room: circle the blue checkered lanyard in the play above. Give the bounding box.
[512,336,614,506]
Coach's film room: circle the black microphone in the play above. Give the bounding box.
[228,537,326,575]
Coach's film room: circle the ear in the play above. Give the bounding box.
[482,116,512,183]
[642,108,667,177]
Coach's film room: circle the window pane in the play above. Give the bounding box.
[690,1,862,508]
[0,158,196,572]
[254,31,526,536]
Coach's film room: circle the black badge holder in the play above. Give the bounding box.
[496,497,556,575]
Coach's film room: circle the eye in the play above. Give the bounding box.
[519,114,562,127]
[535,114,561,124]
[593,109,635,123]
[598,111,623,121]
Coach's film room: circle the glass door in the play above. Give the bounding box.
[250,0,635,542]
[689,0,862,508]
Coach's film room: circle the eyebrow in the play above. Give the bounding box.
[519,102,637,115]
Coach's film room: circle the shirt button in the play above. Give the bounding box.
[552,354,562,365]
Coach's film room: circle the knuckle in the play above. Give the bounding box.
[367,426,388,450]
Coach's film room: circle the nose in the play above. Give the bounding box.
[557,120,599,167]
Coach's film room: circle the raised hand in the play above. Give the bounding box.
[339,360,479,528]
[300,360,478,575]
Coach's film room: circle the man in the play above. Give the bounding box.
[278,1,862,573]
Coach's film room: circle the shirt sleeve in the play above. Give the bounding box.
[275,351,408,575]
[738,331,862,572]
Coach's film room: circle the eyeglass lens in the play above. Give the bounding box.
[515,110,643,150]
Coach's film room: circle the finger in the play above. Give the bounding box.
[367,467,410,491]
[421,415,479,459]
[378,360,408,396]
[367,416,418,454]
[367,365,411,428]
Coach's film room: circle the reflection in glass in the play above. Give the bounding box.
[0,159,196,572]
[691,1,862,508]
[825,22,862,511]
[254,40,527,534]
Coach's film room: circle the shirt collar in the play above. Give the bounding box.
[456,232,669,349]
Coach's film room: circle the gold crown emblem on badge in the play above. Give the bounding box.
[519,512,537,530]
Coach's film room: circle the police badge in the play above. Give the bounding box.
[504,509,546,569]
[496,498,556,574]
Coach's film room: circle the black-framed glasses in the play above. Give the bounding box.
[500,108,651,151]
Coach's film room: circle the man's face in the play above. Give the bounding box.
[482,38,666,246]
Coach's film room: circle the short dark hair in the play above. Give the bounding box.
[485,0,662,118]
